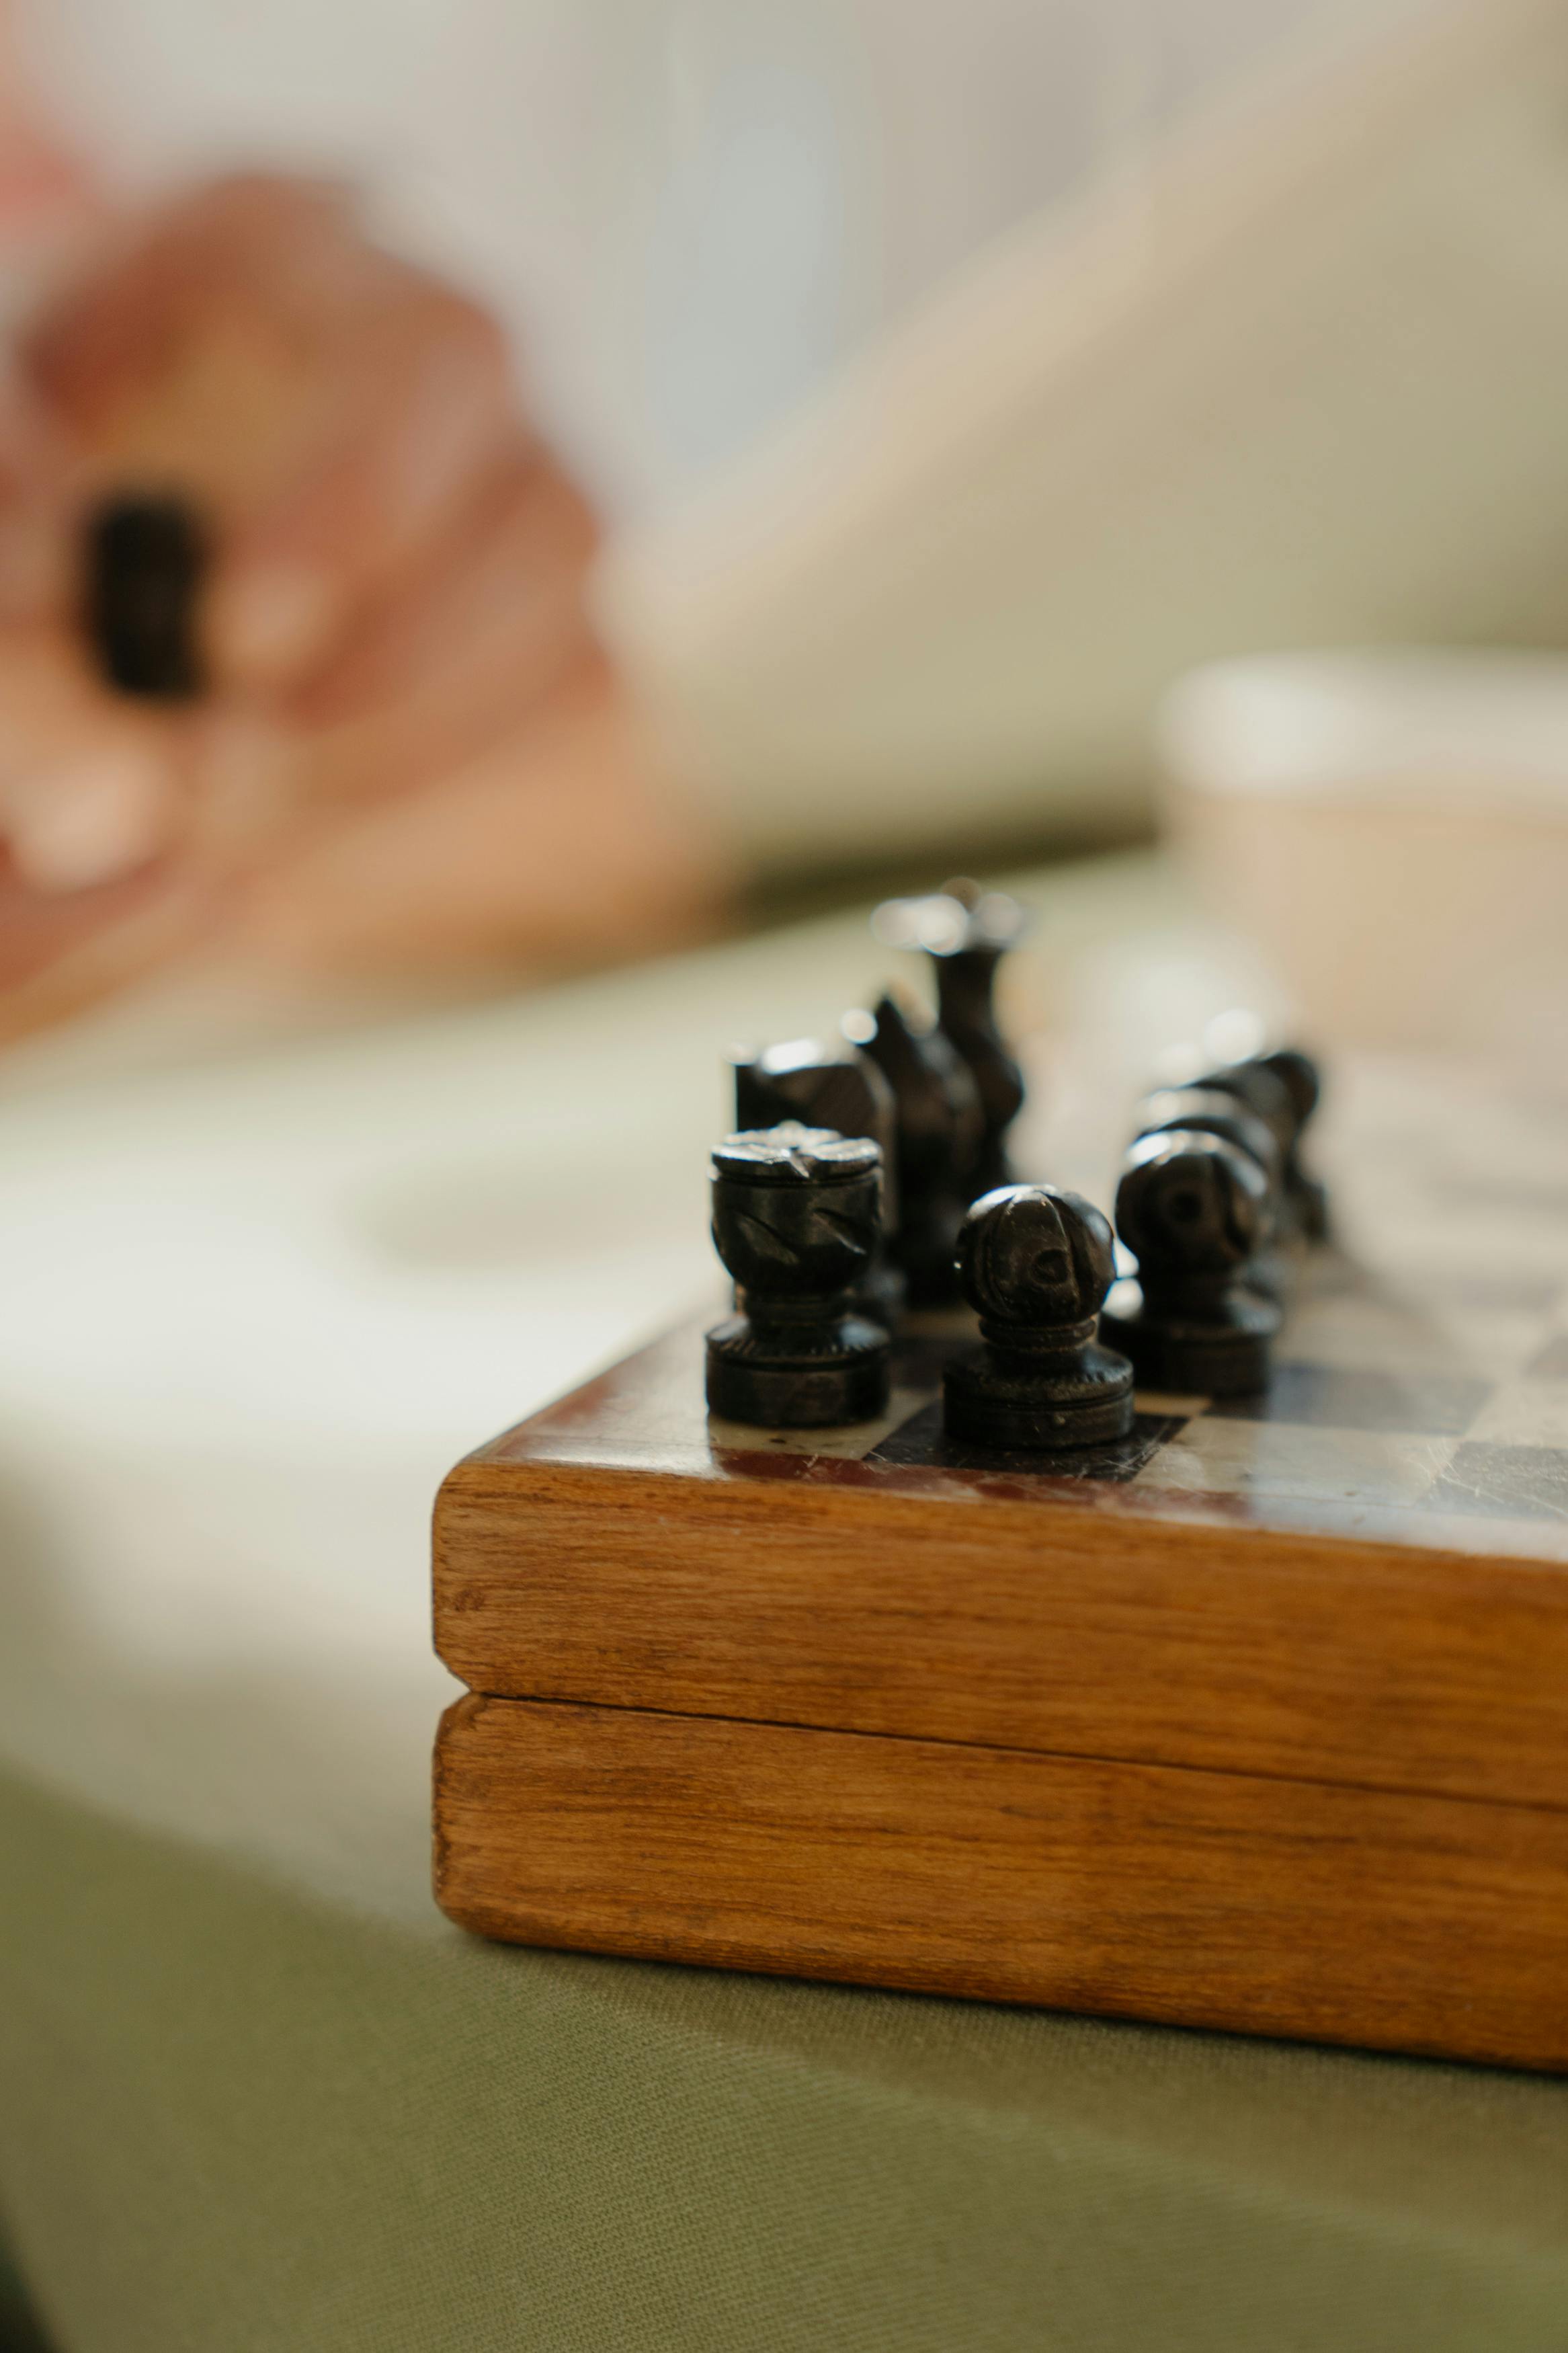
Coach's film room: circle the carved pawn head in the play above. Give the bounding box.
[1116,1131,1266,1281]
[955,1184,1116,1342]
[1134,1086,1281,1191]
[1192,1060,1296,1158]
[1259,1046,1321,1134]
[710,1124,882,1307]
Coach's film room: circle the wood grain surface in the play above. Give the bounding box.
[434,1694,1568,2072]
[434,1452,1568,1812]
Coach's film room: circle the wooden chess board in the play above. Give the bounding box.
[433,1057,1568,2072]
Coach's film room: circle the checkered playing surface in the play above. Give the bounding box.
[501,1057,1568,1562]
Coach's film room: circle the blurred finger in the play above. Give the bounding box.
[5,178,370,631]
[0,848,220,1041]
[0,625,190,889]
[281,456,597,800]
[227,653,725,979]
[0,844,184,994]
[0,362,91,620]
[24,174,538,692]
[207,285,527,689]
[20,174,360,434]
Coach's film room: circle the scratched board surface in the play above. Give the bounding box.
[483,1057,1568,1565]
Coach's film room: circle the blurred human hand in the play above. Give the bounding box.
[0,173,725,1039]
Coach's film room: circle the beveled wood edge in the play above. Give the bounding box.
[431,1452,1568,1814]
[434,1446,1564,1615]
[431,1693,1568,2074]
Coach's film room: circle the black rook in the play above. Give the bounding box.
[706,1124,891,1429]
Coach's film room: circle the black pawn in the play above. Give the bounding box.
[1102,1131,1280,1395]
[84,493,208,699]
[852,991,981,1308]
[943,1185,1134,1449]
[874,879,1028,1197]
[1259,1046,1330,1240]
[706,1124,890,1429]
[1133,1086,1283,1203]
[1132,1082,1289,1298]
[1190,1060,1298,1195]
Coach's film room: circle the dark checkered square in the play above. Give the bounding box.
[868,1402,1188,1482]
[1216,1363,1491,1436]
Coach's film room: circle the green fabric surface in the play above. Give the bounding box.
[3,1765,1567,2353]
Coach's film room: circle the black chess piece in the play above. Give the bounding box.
[943,1184,1134,1449]
[1102,1130,1280,1394]
[1258,1046,1330,1240]
[706,1124,891,1427]
[84,492,208,698]
[1190,1058,1298,1180]
[729,1037,901,1320]
[1132,1082,1288,1295]
[873,879,1028,1197]
[1192,1049,1335,1269]
[729,1037,897,1221]
[1142,1082,1297,1308]
[1132,1086,1282,1200]
[849,991,981,1308]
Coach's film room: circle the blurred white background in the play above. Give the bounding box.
[21,0,1423,516]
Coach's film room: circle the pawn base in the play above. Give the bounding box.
[1101,1284,1280,1398]
[706,1313,890,1429]
[943,1339,1134,1452]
